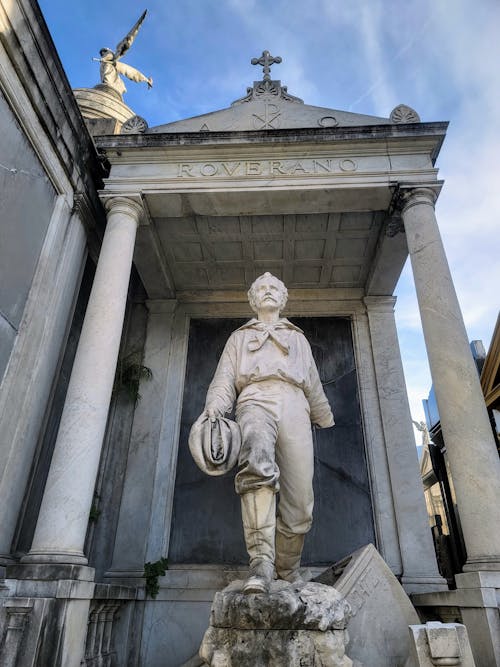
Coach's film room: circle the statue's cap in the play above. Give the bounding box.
[188,415,241,476]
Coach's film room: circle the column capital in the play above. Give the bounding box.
[102,196,145,224]
[398,186,438,214]
[363,296,397,314]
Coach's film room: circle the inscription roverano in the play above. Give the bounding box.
[176,158,357,178]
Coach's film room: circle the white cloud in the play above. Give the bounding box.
[347,2,395,115]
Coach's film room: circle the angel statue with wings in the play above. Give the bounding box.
[95,10,153,98]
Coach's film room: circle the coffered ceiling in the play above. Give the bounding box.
[152,211,385,292]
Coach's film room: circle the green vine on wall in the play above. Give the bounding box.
[143,558,169,599]
[113,352,152,403]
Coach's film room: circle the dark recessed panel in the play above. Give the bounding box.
[169,317,374,565]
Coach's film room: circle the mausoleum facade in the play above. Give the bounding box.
[1,2,500,666]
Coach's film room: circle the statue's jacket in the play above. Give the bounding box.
[205,318,334,428]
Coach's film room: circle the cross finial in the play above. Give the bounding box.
[251,50,282,82]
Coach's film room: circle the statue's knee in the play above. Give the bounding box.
[277,512,313,536]
[235,475,279,496]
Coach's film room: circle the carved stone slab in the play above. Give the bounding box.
[199,579,353,666]
[314,543,420,667]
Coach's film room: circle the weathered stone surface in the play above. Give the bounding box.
[210,580,350,632]
[0,596,91,667]
[210,579,351,631]
[315,544,420,666]
[199,580,352,666]
[74,87,135,123]
[200,627,352,667]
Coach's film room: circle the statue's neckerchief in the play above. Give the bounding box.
[237,319,303,355]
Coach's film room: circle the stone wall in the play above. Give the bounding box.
[0,88,57,379]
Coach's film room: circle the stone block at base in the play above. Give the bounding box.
[408,622,476,666]
[199,579,352,667]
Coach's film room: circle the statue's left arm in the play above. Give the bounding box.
[204,334,238,418]
[303,339,335,428]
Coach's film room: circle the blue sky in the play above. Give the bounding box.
[39,0,500,440]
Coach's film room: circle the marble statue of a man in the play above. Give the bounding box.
[204,272,334,594]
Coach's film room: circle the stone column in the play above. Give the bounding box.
[23,197,143,565]
[364,296,446,592]
[401,186,500,572]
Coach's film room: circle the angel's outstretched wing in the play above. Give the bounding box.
[115,9,147,60]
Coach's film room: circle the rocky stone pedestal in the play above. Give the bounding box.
[199,579,352,667]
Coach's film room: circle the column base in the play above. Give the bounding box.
[6,562,95,583]
[401,574,448,594]
[21,549,88,566]
[462,555,500,572]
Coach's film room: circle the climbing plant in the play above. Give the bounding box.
[143,558,169,599]
[113,352,152,403]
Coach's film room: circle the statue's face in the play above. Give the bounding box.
[248,273,287,314]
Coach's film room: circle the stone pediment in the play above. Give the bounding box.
[148,51,419,134]
[149,79,393,133]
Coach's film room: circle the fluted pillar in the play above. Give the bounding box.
[23,197,143,565]
[401,186,500,572]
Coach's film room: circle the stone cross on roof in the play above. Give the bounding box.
[251,51,282,81]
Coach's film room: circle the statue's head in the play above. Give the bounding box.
[247,272,288,314]
[100,48,114,59]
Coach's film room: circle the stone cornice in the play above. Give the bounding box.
[94,121,449,165]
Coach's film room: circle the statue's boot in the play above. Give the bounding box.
[241,487,276,594]
[275,530,306,584]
